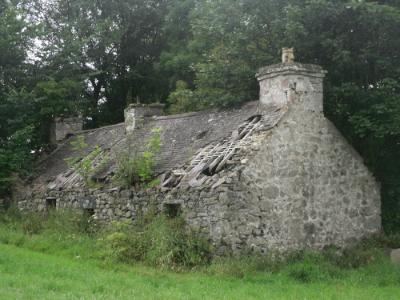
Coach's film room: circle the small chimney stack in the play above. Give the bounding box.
[124,103,165,134]
[256,48,327,113]
[51,116,83,144]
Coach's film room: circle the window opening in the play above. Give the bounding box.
[164,203,181,218]
[83,208,95,217]
[46,197,57,210]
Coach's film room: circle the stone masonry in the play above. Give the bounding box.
[17,52,381,255]
[50,116,83,144]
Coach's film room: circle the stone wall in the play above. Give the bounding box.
[17,163,253,255]
[18,101,381,254]
[18,61,381,255]
[214,102,381,253]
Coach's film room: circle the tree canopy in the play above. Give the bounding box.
[0,0,399,232]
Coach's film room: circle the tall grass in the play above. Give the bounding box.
[0,207,211,269]
[1,207,400,280]
[0,208,99,260]
[97,212,212,270]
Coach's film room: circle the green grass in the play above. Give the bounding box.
[1,244,400,300]
[1,211,400,299]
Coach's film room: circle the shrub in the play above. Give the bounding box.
[114,128,162,188]
[144,216,211,269]
[99,220,149,263]
[98,212,212,269]
[44,209,98,235]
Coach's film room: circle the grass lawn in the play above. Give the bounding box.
[0,243,399,300]
[1,211,400,299]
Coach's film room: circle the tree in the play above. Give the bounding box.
[329,79,400,232]
[0,0,31,95]
[282,0,400,233]
[0,0,399,232]
[34,0,171,127]
[163,0,293,110]
[0,1,35,195]
[162,0,400,232]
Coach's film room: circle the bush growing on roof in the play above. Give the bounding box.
[114,128,162,188]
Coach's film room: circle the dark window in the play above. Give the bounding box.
[83,208,95,217]
[46,197,57,209]
[164,203,181,218]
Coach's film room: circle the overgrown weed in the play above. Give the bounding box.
[1,208,400,280]
[98,210,212,270]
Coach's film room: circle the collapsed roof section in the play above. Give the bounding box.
[161,105,285,189]
[31,101,287,192]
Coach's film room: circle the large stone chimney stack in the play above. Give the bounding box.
[256,48,327,113]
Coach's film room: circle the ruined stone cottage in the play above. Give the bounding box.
[17,51,381,254]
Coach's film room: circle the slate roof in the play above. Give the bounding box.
[131,101,263,173]
[34,123,125,188]
[31,101,286,191]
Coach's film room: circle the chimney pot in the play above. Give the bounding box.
[282,48,295,64]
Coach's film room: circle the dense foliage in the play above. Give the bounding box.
[0,0,399,231]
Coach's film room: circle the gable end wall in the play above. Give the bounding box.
[231,102,381,252]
